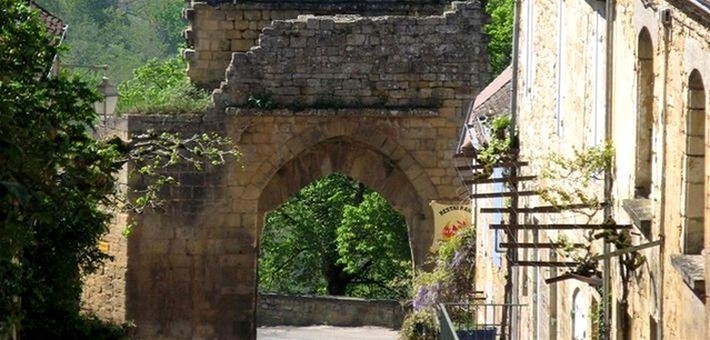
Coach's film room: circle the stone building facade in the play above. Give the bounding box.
[461,0,709,339]
[82,1,491,339]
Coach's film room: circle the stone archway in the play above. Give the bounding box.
[85,0,490,337]
[201,112,461,339]
[257,136,431,268]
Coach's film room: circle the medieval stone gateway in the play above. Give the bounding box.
[82,1,490,338]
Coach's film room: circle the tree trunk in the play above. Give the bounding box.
[323,261,352,295]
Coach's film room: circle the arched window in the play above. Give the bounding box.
[635,28,654,198]
[683,70,706,254]
[571,288,587,340]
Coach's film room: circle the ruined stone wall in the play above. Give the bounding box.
[184,0,452,88]
[81,118,131,323]
[81,1,490,337]
[211,1,489,110]
[82,104,472,339]
[256,293,406,328]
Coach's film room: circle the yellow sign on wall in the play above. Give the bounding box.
[429,201,471,252]
[98,240,110,254]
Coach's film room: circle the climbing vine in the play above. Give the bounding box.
[539,142,645,339]
[539,142,614,218]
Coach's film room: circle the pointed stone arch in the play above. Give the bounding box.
[254,123,439,267]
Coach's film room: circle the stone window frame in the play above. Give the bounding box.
[681,69,706,255]
[634,27,655,199]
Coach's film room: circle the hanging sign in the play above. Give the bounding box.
[429,201,472,252]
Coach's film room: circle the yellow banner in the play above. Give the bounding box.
[429,201,472,252]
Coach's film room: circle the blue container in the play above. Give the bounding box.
[456,328,496,340]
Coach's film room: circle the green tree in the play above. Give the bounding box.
[0,2,237,337]
[485,0,514,75]
[259,173,412,299]
[1,2,127,337]
[34,0,186,83]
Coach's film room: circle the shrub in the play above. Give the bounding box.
[117,56,211,114]
[399,308,438,340]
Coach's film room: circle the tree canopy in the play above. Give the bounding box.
[485,0,514,75]
[1,1,127,337]
[259,173,412,300]
[33,0,185,84]
[0,1,237,337]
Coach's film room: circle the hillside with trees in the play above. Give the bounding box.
[34,0,184,83]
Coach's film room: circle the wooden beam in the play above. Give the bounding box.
[590,239,662,261]
[490,224,632,230]
[463,175,537,185]
[455,161,528,171]
[470,190,538,199]
[453,151,477,159]
[479,203,600,213]
[499,242,585,249]
[545,273,603,286]
[512,261,579,267]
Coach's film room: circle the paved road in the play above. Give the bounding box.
[257,325,399,340]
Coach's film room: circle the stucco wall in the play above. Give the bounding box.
[511,0,608,339]
[504,0,710,339]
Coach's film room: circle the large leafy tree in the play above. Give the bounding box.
[1,1,126,337]
[259,173,412,300]
[1,1,236,337]
[34,0,186,83]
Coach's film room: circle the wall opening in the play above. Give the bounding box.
[258,172,413,299]
[635,28,655,198]
[572,288,588,340]
[683,70,706,254]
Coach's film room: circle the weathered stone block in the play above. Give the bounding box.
[243,10,262,21]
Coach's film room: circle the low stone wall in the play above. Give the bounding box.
[257,293,407,329]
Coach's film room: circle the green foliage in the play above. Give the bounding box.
[0,2,238,336]
[122,130,240,217]
[337,192,413,298]
[1,1,124,336]
[399,309,438,340]
[259,173,412,299]
[541,142,644,287]
[539,141,614,212]
[484,0,514,75]
[117,56,212,114]
[476,115,515,175]
[34,0,186,84]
